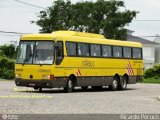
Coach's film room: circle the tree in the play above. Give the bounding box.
[0,45,16,58]
[35,0,137,40]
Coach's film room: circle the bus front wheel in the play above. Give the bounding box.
[109,77,118,91]
[38,88,42,92]
[34,87,38,90]
[81,86,88,90]
[64,78,74,93]
[34,87,42,92]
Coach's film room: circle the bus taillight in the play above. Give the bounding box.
[50,74,54,79]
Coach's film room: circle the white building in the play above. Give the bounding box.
[127,30,158,70]
[153,34,160,64]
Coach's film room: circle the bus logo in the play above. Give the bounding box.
[126,62,134,75]
[82,59,95,67]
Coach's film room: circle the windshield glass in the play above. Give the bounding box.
[16,41,54,64]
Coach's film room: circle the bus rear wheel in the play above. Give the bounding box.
[109,77,118,91]
[34,87,42,92]
[34,87,38,90]
[81,86,88,90]
[64,78,74,93]
[118,77,127,90]
[38,88,42,92]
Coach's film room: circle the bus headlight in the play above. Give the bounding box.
[16,74,21,78]
[42,75,48,79]
[42,75,54,79]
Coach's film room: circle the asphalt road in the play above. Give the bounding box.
[0,80,160,114]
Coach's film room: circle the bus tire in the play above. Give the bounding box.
[64,78,74,93]
[81,86,88,90]
[38,88,42,92]
[118,77,127,90]
[109,77,118,91]
[91,86,102,90]
[34,87,38,90]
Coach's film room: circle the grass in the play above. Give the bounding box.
[142,78,160,84]
[0,78,13,82]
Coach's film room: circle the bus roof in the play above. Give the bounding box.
[20,31,105,40]
[20,31,142,48]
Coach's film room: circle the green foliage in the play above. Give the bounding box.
[143,78,160,84]
[144,64,160,79]
[0,50,5,57]
[35,0,137,40]
[1,69,14,80]
[0,44,16,80]
[0,45,16,58]
[0,58,15,80]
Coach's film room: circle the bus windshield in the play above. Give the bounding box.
[16,41,54,65]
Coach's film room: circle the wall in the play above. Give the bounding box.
[143,44,155,70]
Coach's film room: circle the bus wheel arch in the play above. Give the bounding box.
[68,74,77,86]
[114,74,120,80]
[64,74,77,93]
[123,73,129,84]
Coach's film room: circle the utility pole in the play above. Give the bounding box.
[10,40,17,46]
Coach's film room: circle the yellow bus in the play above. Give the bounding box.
[15,31,143,92]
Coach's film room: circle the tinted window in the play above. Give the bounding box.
[102,45,112,57]
[34,42,54,64]
[133,48,142,59]
[56,41,64,65]
[66,42,77,56]
[113,46,122,58]
[16,42,34,64]
[91,44,101,57]
[57,42,63,57]
[78,43,90,56]
[17,41,54,65]
[123,47,131,58]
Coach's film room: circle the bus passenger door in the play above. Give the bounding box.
[55,41,65,81]
[55,41,64,65]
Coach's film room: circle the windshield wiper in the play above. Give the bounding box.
[22,58,29,65]
[38,61,43,66]
[22,61,26,66]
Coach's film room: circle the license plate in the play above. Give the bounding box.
[29,83,35,87]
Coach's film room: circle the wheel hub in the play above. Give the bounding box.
[68,80,72,88]
[113,80,118,88]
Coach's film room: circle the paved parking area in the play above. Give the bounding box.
[0,80,160,114]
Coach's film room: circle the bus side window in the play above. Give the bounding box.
[66,42,77,56]
[102,45,112,57]
[113,46,122,58]
[78,43,83,56]
[78,43,90,56]
[132,48,142,59]
[56,41,64,65]
[123,47,131,58]
[91,44,101,57]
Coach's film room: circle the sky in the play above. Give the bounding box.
[0,0,160,45]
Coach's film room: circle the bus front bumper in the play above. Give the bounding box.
[15,78,67,88]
